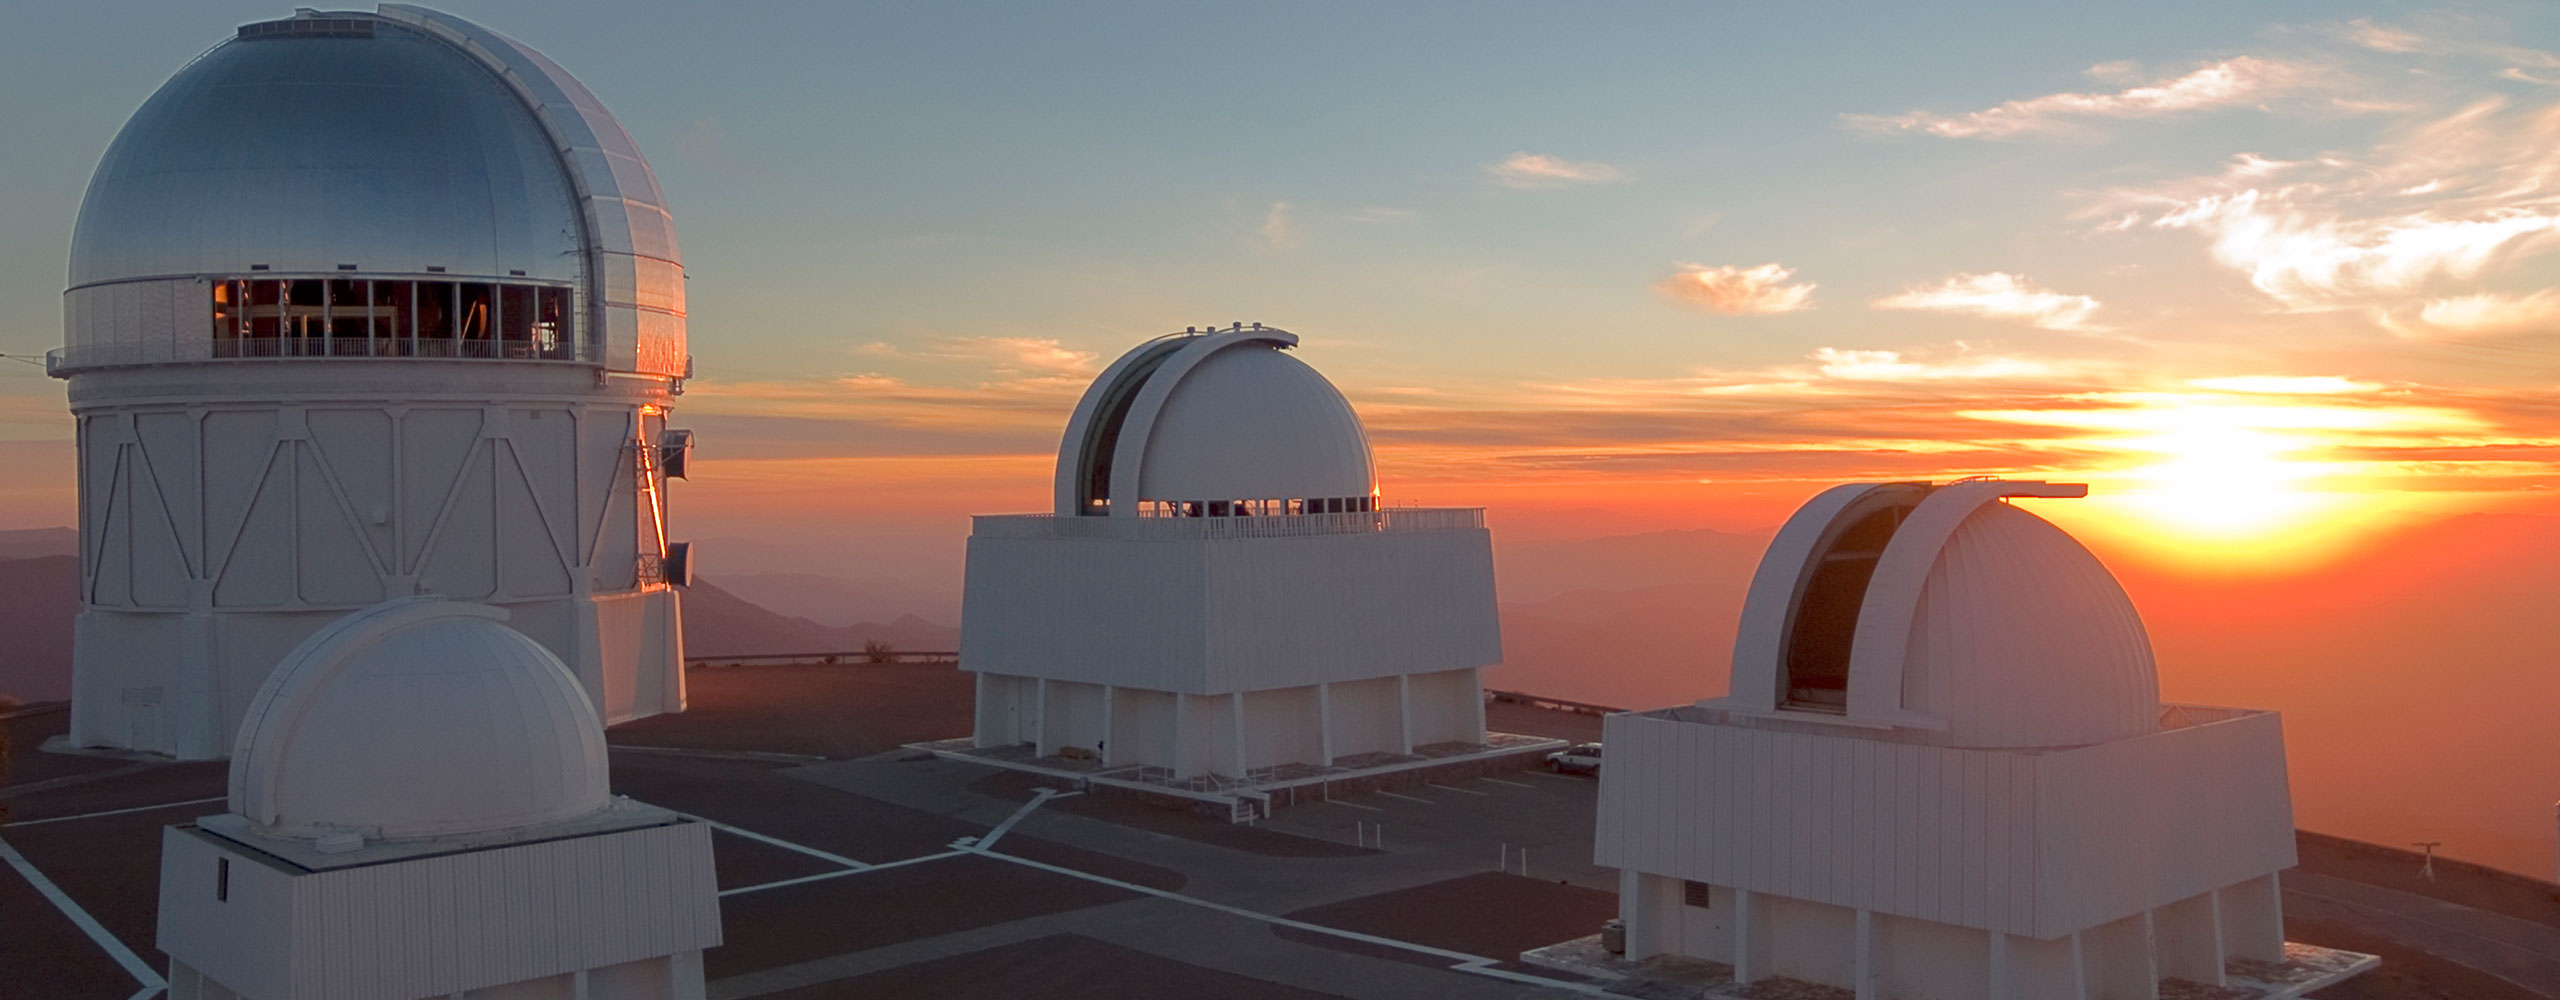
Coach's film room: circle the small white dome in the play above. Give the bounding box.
[228,598,609,841]
[1725,480,2159,749]
[1053,328,1375,516]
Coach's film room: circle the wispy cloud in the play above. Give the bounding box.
[1657,262,1815,315]
[1871,272,2105,330]
[1809,347,2061,381]
[2188,375,2379,394]
[2096,96,2560,308]
[1846,57,2310,139]
[1486,151,1626,189]
[1261,201,1300,250]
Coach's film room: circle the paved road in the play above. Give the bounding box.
[2287,870,2560,998]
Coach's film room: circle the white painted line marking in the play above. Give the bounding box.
[974,788,1056,851]
[959,844,1611,996]
[1375,790,1433,805]
[2,796,228,829]
[678,813,870,871]
[0,833,167,993]
[716,850,969,897]
[1324,798,1384,812]
[1477,776,1535,790]
[1427,782,1490,797]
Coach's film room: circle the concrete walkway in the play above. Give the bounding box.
[2286,870,2560,998]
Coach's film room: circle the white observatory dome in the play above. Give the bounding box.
[62,5,686,376]
[1724,480,2159,749]
[227,598,611,841]
[1053,327,1375,516]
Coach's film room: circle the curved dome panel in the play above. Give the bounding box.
[228,598,609,841]
[1131,343,1374,504]
[69,23,581,287]
[1897,502,2158,748]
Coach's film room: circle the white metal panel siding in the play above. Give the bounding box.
[160,829,299,1000]
[1596,710,2042,935]
[960,535,1209,691]
[1598,708,2293,940]
[286,819,718,1000]
[1200,528,1500,692]
[2032,711,2295,937]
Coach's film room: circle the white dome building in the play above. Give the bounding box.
[1591,481,2332,998]
[962,327,1504,797]
[55,5,694,759]
[159,599,720,1000]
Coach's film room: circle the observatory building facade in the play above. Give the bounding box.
[1594,481,2307,999]
[53,6,695,758]
[158,598,721,1000]
[961,327,1500,780]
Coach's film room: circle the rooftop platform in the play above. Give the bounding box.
[1521,934,2380,999]
[4,664,2554,998]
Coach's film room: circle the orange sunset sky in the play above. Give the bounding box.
[3,1,2557,581]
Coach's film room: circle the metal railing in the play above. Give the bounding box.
[685,650,958,668]
[211,335,588,361]
[973,506,1485,541]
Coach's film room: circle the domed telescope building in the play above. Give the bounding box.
[1587,480,2374,998]
[957,326,1507,803]
[157,598,721,1000]
[51,6,695,758]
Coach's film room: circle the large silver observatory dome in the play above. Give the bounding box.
[59,5,685,376]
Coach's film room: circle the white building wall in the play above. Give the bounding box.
[1404,667,1482,747]
[69,363,685,758]
[1176,692,1238,778]
[1872,912,1991,999]
[1040,680,1107,758]
[1594,706,2295,941]
[960,526,1497,696]
[159,820,719,1000]
[1326,676,1403,760]
[1242,686,1322,771]
[973,673,1035,748]
[1110,687,1177,769]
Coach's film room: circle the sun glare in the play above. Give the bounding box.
[1967,390,2481,570]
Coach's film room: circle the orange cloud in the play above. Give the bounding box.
[1657,262,1815,315]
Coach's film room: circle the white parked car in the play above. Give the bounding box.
[1545,742,1602,775]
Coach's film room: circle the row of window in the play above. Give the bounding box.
[209,278,579,360]
[1136,497,1378,518]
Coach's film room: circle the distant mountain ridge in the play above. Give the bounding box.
[0,558,958,704]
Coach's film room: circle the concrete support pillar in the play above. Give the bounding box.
[1229,691,1247,776]
[1171,692,1189,777]
[1619,869,1678,962]
[1988,931,2010,1000]
[2154,892,2226,986]
[1317,682,1335,766]
[1732,888,1760,984]
[1034,678,1050,756]
[1099,684,1115,765]
[2215,874,2285,963]
[1853,909,1878,1000]
[1467,666,1487,742]
[1395,673,1413,755]
[971,672,990,747]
